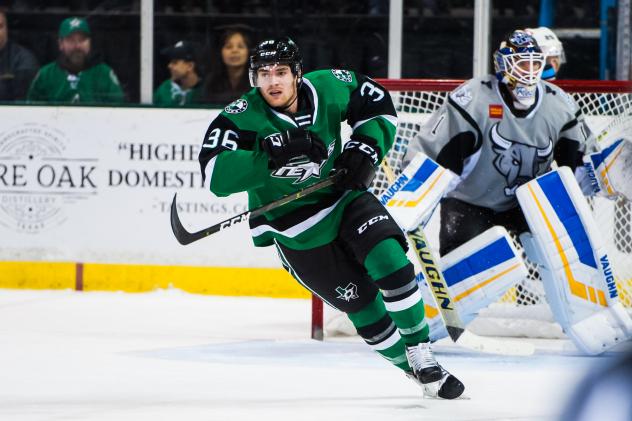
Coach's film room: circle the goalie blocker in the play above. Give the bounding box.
[517,166,632,354]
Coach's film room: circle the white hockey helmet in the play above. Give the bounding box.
[494,30,545,108]
[526,26,566,65]
[494,30,545,87]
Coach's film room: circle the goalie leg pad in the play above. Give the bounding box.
[440,226,528,321]
[516,167,632,354]
[418,226,528,342]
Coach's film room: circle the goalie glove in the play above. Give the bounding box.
[261,128,327,169]
[578,138,632,200]
[333,140,379,191]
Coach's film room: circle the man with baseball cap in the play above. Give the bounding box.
[153,40,203,106]
[27,17,124,104]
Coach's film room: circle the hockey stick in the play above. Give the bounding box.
[171,171,344,245]
[380,161,534,356]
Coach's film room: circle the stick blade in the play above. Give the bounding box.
[170,193,195,245]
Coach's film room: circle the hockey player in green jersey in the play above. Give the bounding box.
[198,37,464,399]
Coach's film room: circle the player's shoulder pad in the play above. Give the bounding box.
[540,80,578,112]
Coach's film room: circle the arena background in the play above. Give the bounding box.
[1,0,631,297]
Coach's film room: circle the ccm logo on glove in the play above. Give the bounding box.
[333,140,380,191]
[344,141,379,164]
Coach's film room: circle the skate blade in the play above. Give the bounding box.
[422,390,470,400]
[422,382,470,400]
[422,375,466,400]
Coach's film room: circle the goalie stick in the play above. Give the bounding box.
[171,171,344,245]
[380,161,535,356]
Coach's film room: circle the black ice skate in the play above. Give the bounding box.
[405,342,464,399]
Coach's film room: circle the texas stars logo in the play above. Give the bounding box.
[331,69,353,83]
[224,98,248,114]
[336,283,359,302]
[270,141,334,184]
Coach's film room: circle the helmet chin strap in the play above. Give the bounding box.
[276,89,299,113]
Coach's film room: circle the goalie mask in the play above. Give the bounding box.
[249,37,303,88]
[494,30,545,108]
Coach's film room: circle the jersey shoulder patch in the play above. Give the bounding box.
[224,98,248,114]
[450,83,473,107]
[331,69,354,83]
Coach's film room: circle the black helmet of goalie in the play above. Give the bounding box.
[493,30,545,108]
[249,37,303,88]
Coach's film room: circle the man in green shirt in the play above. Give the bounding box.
[27,17,124,104]
[153,40,203,106]
[198,37,464,400]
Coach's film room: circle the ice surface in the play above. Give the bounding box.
[0,289,611,421]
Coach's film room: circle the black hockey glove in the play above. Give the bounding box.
[332,140,379,191]
[261,128,327,169]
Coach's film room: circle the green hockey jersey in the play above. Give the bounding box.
[27,59,124,104]
[198,69,397,250]
[153,79,203,106]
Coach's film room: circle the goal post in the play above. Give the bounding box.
[311,78,632,341]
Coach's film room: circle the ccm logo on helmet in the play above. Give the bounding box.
[357,215,389,234]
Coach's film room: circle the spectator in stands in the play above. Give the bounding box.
[0,9,39,101]
[202,26,253,105]
[27,16,124,104]
[154,40,203,106]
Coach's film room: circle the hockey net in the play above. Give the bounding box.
[316,79,632,341]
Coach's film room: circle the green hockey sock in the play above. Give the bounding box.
[347,293,411,371]
[364,238,429,345]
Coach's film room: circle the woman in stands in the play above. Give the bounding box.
[202,25,253,105]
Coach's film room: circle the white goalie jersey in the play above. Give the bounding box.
[405,75,589,212]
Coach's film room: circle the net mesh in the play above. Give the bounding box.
[374,79,632,321]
